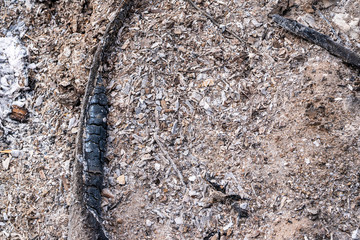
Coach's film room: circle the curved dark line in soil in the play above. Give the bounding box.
[68,1,134,239]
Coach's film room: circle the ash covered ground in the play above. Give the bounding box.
[0,0,359,239]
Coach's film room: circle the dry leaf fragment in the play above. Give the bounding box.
[10,105,28,122]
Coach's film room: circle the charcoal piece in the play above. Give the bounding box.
[232,203,249,218]
[88,105,107,119]
[226,194,250,201]
[86,158,103,174]
[87,116,107,127]
[205,173,227,194]
[82,85,109,236]
[86,134,101,144]
[204,232,218,240]
[85,145,101,158]
[86,125,104,135]
[85,174,103,188]
[86,186,102,213]
[86,173,103,186]
[272,14,360,69]
[90,93,107,106]
[85,129,106,142]
[84,141,100,153]
[85,213,108,240]
[99,140,106,152]
[94,85,106,94]
[86,126,107,141]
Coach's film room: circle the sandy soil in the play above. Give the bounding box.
[0,0,359,239]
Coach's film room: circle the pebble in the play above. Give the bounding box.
[11,150,20,158]
[2,158,10,170]
[352,228,359,240]
[34,96,43,107]
[174,28,182,35]
[117,175,126,185]
[154,163,161,171]
[175,217,183,225]
[146,219,153,227]
[189,190,197,197]
[188,175,196,182]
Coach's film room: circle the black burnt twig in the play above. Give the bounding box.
[69,1,133,239]
[272,14,360,69]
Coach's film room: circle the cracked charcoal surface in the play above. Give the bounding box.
[84,85,108,224]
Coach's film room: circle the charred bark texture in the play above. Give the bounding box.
[68,1,133,239]
[84,85,108,239]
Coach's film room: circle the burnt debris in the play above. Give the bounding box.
[272,14,360,69]
[84,84,108,239]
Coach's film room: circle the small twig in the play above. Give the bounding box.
[153,133,186,186]
[272,14,360,69]
[154,109,185,186]
[184,0,246,46]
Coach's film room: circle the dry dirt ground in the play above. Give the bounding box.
[0,0,360,239]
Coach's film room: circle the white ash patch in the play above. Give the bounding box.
[0,34,29,119]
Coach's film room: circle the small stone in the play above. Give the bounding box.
[2,158,10,170]
[34,96,43,107]
[146,219,153,227]
[141,154,153,160]
[223,221,233,231]
[175,217,183,225]
[39,170,46,180]
[308,208,319,215]
[117,175,126,185]
[116,218,123,224]
[322,0,337,8]
[352,228,359,239]
[178,46,186,52]
[188,175,196,182]
[189,190,197,197]
[240,202,248,210]
[154,163,161,171]
[11,150,20,158]
[201,78,215,87]
[307,208,319,220]
[332,14,351,32]
[174,28,182,35]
